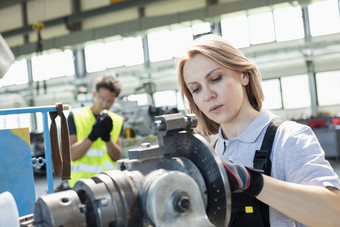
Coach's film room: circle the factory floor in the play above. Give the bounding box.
[33,158,340,199]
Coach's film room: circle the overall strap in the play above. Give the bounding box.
[254,117,284,175]
[252,117,284,227]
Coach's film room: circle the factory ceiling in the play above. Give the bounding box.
[1,0,164,38]
[1,0,292,58]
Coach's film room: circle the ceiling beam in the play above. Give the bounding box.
[0,0,34,9]
[2,0,164,38]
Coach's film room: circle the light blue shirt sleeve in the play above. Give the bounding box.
[271,120,340,189]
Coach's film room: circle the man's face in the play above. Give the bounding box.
[92,88,116,114]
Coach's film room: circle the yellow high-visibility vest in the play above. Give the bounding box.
[68,107,123,188]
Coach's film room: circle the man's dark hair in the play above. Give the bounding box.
[95,75,122,96]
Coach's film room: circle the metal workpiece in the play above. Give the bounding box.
[128,113,198,159]
[152,113,197,147]
[30,113,231,227]
[153,113,197,133]
[145,171,214,227]
[33,190,86,226]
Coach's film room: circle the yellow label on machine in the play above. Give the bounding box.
[245,206,254,213]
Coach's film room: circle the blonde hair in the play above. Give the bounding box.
[177,34,264,136]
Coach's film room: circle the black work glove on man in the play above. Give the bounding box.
[221,157,264,197]
[88,112,112,142]
[99,112,113,142]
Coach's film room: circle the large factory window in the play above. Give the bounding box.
[273,6,304,42]
[192,22,211,36]
[262,79,282,110]
[171,27,194,57]
[122,37,144,66]
[221,5,304,48]
[105,40,125,68]
[153,90,177,107]
[84,43,107,73]
[127,93,152,106]
[248,11,276,45]
[85,36,144,72]
[316,70,340,106]
[308,0,340,36]
[148,30,173,62]
[281,74,311,109]
[31,50,74,81]
[221,14,250,48]
[148,27,193,62]
[0,59,28,87]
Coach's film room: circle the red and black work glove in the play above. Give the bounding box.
[99,112,113,142]
[221,157,264,197]
[88,116,106,142]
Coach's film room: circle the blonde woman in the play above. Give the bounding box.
[177,34,340,227]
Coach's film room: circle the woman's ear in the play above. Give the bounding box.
[242,73,249,86]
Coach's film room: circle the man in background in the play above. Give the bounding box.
[66,75,124,188]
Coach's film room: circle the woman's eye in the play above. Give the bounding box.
[192,87,200,94]
[211,75,221,83]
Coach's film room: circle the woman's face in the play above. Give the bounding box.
[183,54,249,125]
